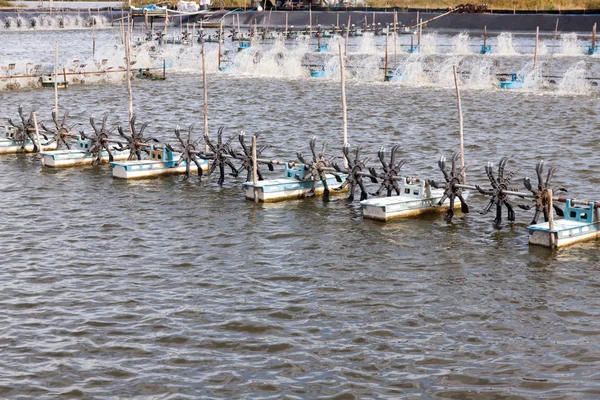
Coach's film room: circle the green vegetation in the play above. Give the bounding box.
[0,0,13,7]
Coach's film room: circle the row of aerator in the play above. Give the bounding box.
[2,105,598,250]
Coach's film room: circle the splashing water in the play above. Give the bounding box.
[395,55,430,85]
[458,58,495,89]
[228,37,308,78]
[557,61,591,95]
[349,54,381,82]
[327,35,344,54]
[428,56,460,87]
[537,41,548,56]
[451,33,471,55]
[1,15,109,31]
[420,33,438,55]
[520,62,544,90]
[496,33,517,55]
[356,32,377,54]
[560,33,582,56]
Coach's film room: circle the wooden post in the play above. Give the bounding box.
[534,26,539,68]
[202,43,209,152]
[418,18,422,52]
[548,188,555,247]
[125,30,133,124]
[285,13,288,36]
[218,20,223,69]
[483,25,487,49]
[252,134,259,203]
[336,14,339,30]
[32,112,43,153]
[453,65,465,179]
[317,26,321,50]
[345,16,351,55]
[551,19,559,57]
[92,16,95,58]
[416,10,419,31]
[54,41,58,114]
[339,43,348,169]
[120,14,124,45]
[309,4,312,36]
[163,59,166,78]
[384,25,389,79]
[593,23,597,51]
[218,39,222,70]
[393,11,397,66]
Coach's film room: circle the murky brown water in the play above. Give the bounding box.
[1,26,600,399]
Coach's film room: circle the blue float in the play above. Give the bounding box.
[408,45,419,54]
[529,199,600,248]
[480,45,492,54]
[310,66,326,78]
[500,73,524,89]
[238,41,251,51]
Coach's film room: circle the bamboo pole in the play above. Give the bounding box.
[384,25,389,79]
[483,25,487,49]
[32,112,43,153]
[345,16,351,55]
[54,41,58,114]
[339,43,348,169]
[418,18,422,52]
[393,11,397,66]
[416,10,419,32]
[218,20,223,69]
[120,14,124,45]
[453,65,465,179]
[252,134,259,203]
[125,29,133,124]
[534,26,539,68]
[92,16,95,58]
[309,4,312,36]
[202,43,209,152]
[548,188,555,247]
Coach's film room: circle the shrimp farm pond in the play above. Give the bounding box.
[1,9,600,399]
